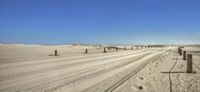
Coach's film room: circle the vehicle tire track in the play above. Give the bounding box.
[0,50,143,68]
[0,51,143,81]
[12,53,152,92]
[83,51,165,92]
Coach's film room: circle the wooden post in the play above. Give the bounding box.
[187,54,193,73]
[178,47,181,55]
[55,50,58,56]
[178,47,180,54]
[180,49,182,55]
[124,47,126,50]
[116,48,118,51]
[179,48,182,56]
[85,49,88,54]
[178,47,184,55]
[103,48,107,53]
[131,46,133,50]
[183,51,186,60]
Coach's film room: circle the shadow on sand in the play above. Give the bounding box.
[161,71,186,73]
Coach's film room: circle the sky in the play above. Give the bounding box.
[0,0,200,45]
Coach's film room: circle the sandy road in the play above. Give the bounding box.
[0,50,148,78]
[59,49,167,92]
[0,48,167,92]
[0,49,143,66]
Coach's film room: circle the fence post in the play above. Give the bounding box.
[187,54,193,73]
[180,49,182,55]
[103,48,107,53]
[178,47,180,55]
[178,47,184,55]
[178,47,182,55]
[183,51,186,60]
[85,49,88,54]
[55,50,58,56]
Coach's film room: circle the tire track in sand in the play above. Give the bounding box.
[0,51,143,81]
[81,50,165,92]
[2,51,154,92]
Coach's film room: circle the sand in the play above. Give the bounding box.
[0,44,199,92]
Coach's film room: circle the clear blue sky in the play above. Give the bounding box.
[0,0,200,45]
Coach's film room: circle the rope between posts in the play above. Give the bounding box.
[169,55,178,92]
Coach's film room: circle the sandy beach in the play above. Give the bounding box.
[0,44,199,92]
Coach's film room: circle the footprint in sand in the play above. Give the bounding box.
[149,73,151,75]
[138,77,144,80]
[147,68,152,70]
[138,86,143,90]
[131,85,144,91]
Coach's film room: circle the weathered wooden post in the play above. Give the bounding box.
[85,49,88,54]
[124,47,126,50]
[131,46,133,50]
[178,47,184,55]
[116,48,118,51]
[187,54,193,73]
[103,48,107,53]
[183,51,186,60]
[178,47,181,55]
[55,50,58,56]
[178,47,182,56]
[180,49,182,55]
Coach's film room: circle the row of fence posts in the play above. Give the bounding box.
[84,46,156,54]
[52,45,163,56]
[178,47,193,73]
